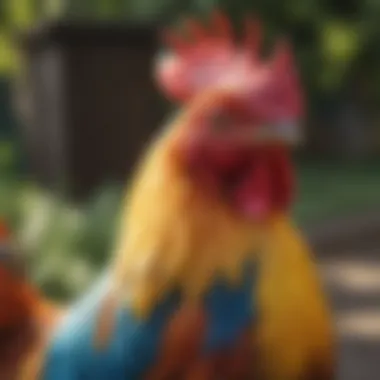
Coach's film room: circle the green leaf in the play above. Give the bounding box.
[4,0,37,29]
[0,32,16,73]
[321,21,360,64]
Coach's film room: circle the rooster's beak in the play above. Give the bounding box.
[252,121,303,145]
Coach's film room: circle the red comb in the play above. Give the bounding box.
[155,10,303,120]
[155,10,265,103]
[271,38,303,117]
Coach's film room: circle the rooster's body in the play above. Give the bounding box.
[41,269,257,379]
[16,10,334,380]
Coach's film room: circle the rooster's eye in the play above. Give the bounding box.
[210,110,231,132]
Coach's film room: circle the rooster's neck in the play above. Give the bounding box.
[111,133,263,318]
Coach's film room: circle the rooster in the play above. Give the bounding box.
[29,10,334,380]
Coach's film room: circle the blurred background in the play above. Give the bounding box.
[0,1,379,379]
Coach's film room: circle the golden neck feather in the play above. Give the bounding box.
[111,123,265,317]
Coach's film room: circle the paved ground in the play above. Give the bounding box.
[315,234,380,380]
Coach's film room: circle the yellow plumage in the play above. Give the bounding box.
[257,215,335,379]
[111,115,264,318]
[105,98,334,378]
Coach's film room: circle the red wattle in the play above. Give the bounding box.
[233,159,272,219]
[268,149,295,210]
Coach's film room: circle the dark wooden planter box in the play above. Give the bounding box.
[17,21,167,199]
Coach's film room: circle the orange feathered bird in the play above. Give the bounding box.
[0,221,61,379]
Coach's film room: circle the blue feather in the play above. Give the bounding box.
[203,262,257,352]
[41,264,257,379]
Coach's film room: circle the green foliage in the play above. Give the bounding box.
[294,159,380,225]
[0,139,124,301]
[23,183,123,301]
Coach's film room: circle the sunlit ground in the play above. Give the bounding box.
[320,246,380,380]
